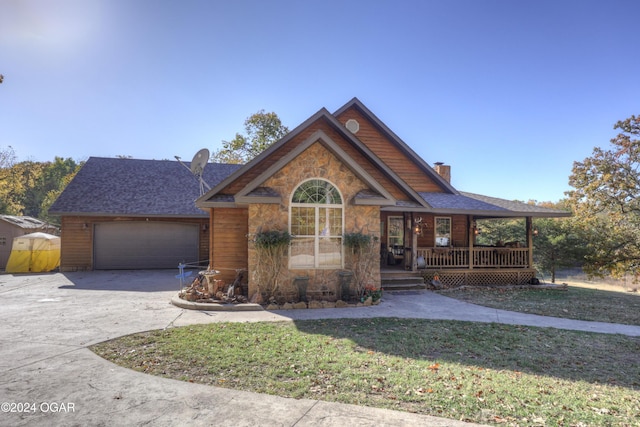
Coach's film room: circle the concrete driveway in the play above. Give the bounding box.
[1,271,638,426]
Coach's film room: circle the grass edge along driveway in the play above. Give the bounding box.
[92,317,640,427]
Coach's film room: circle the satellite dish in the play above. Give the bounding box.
[174,148,211,196]
[190,148,209,175]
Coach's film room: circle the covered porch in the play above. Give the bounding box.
[416,245,530,270]
[380,210,540,286]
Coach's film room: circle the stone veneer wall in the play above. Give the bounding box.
[247,142,381,301]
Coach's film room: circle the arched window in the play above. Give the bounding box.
[290,179,343,268]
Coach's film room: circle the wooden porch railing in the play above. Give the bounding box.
[416,247,530,269]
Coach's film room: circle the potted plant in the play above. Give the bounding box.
[362,284,383,304]
[430,271,443,289]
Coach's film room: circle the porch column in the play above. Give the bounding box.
[209,208,215,269]
[411,214,418,272]
[526,216,534,268]
[468,215,474,270]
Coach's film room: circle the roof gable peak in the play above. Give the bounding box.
[332,98,458,195]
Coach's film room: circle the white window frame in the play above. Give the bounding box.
[434,216,451,247]
[289,179,344,269]
[387,216,404,249]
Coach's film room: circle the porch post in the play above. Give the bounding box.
[526,216,534,268]
[468,215,474,270]
[208,208,215,269]
[411,215,418,272]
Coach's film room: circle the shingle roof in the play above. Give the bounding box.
[0,215,55,229]
[419,192,507,211]
[49,157,242,217]
[418,191,570,217]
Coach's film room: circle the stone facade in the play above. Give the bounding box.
[247,142,381,301]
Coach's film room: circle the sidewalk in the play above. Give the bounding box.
[1,270,638,426]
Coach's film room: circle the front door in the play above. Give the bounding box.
[387,216,404,265]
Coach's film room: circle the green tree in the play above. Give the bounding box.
[475,217,525,246]
[0,145,15,168]
[39,158,82,222]
[477,200,586,282]
[0,146,18,213]
[568,114,640,278]
[0,149,80,220]
[13,160,45,217]
[532,216,588,283]
[211,110,289,164]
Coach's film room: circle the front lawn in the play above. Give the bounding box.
[92,318,640,426]
[437,286,640,326]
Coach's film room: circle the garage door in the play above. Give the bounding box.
[94,222,199,269]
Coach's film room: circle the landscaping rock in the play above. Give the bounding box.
[293,302,307,309]
[266,303,280,310]
[363,296,373,306]
[308,300,323,309]
[335,300,348,308]
[321,301,336,309]
[281,302,294,310]
[250,291,264,304]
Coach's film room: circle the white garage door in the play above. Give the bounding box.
[94,222,199,269]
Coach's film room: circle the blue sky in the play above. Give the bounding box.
[1,0,638,203]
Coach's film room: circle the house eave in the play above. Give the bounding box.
[195,109,333,208]
[196,201,241,209]
[432,209,572,218]
[233,128,399,207]
[352,198,397,206]
[235,196,281,204]
[196,106,432,210]
[381,206,572,218]
[50,211,210,218]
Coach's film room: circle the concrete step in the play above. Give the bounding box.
[381,271,426,291]
[382,282,426,291]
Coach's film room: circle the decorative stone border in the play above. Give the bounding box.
[171,295,263,311]
[265,298,381,310]
[171,294,382,311]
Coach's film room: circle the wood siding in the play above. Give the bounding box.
[416,214,469,248]
[59,216,209,272]
[210,208,248,285]
[336,107,445,193]
[221,116,415,202]
[380,213,469,251]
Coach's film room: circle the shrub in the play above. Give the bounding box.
[343,232,379,298]
[250,230,292,300]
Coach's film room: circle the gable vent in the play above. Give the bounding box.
[345,119,360,134]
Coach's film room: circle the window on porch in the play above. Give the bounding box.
[289,179,343,268]
[435,217,451,247]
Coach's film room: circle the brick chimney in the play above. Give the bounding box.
[434,162,451,183]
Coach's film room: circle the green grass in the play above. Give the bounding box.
[92,319,640,426]
[437,286,640,326]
